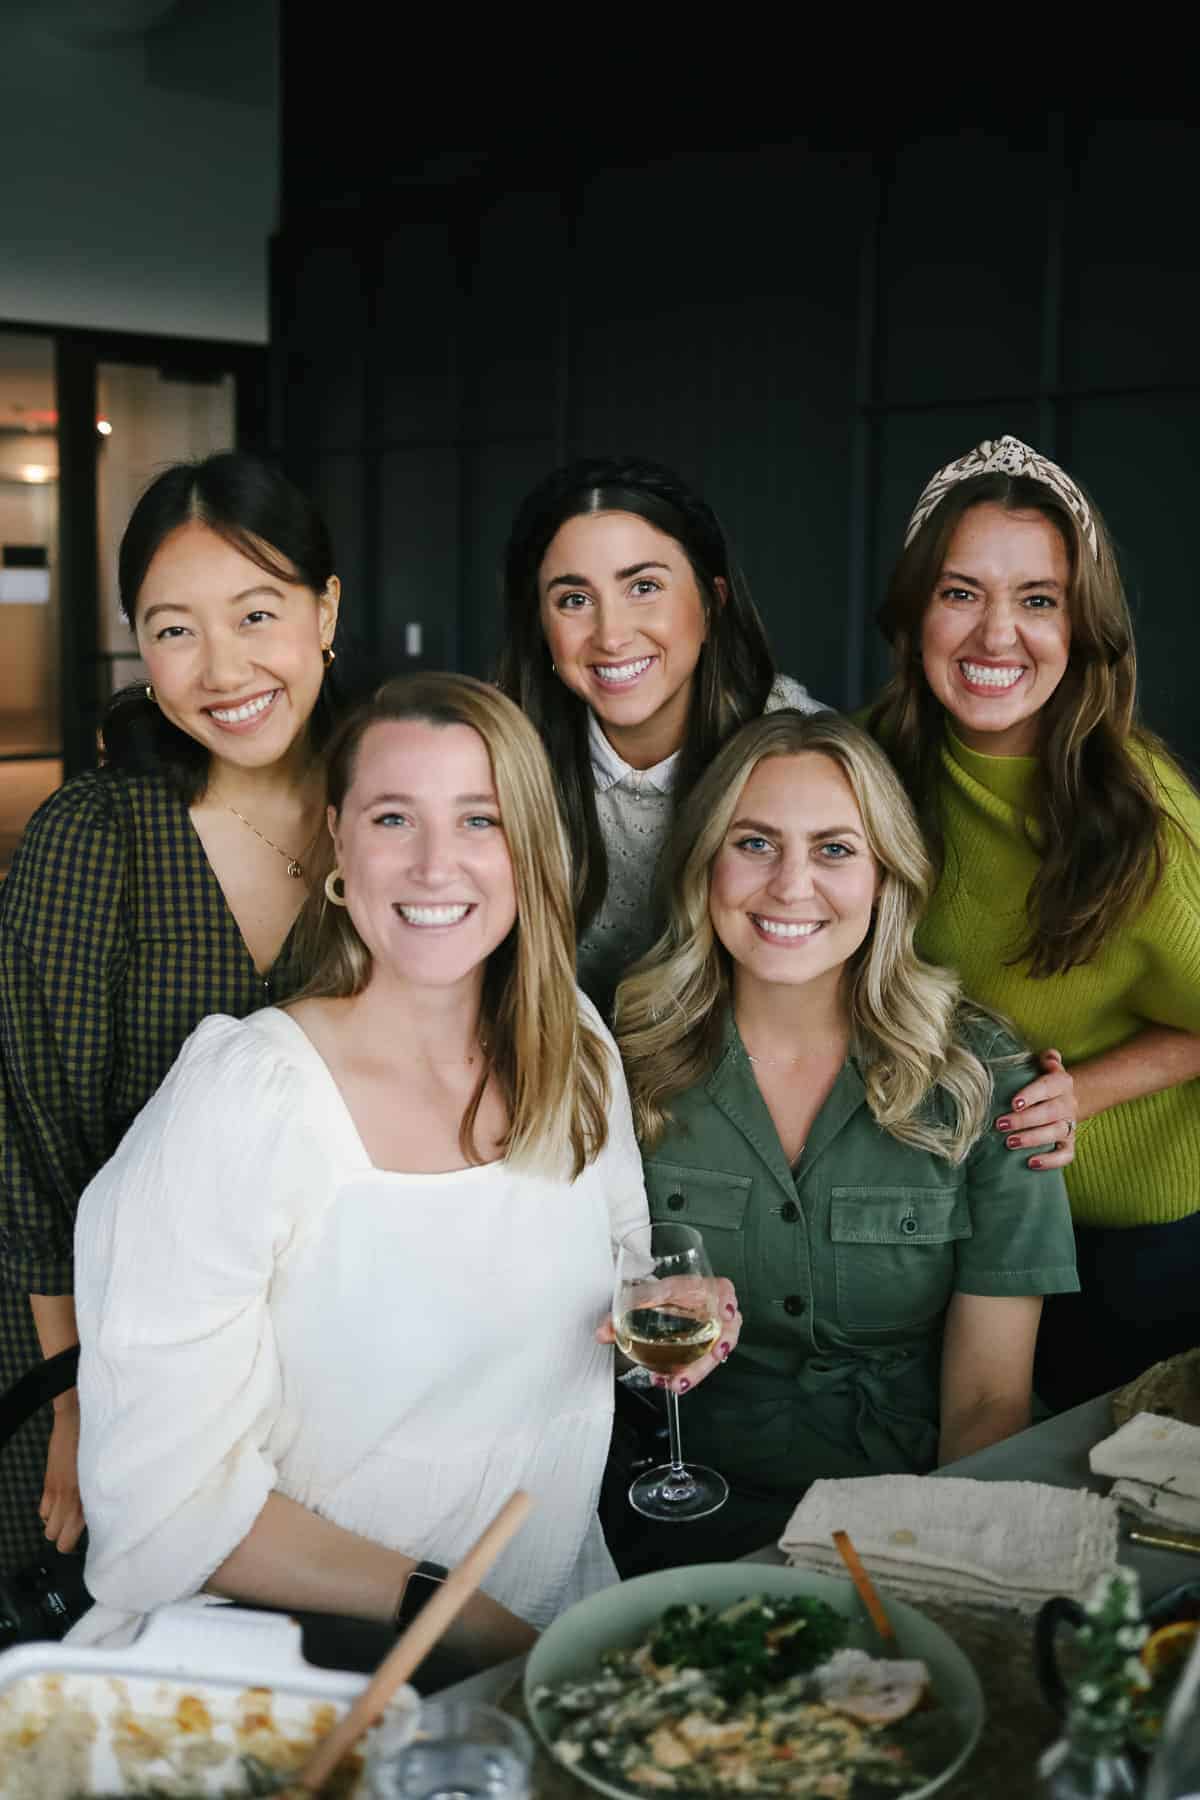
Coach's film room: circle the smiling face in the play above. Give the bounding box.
[709,753,880,1006]
[135,519,338,775]
[331,718,517,994]
[920,502,1072,756]
[537,509,711,769]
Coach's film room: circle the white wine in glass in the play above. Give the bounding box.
[613,1221,729,1521]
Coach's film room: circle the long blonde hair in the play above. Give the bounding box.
[616,711,998,1161]
[295,673,611,1177]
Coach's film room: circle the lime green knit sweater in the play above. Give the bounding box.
[913,729,1200,1229]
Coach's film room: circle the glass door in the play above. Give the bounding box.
[0,333,60,872]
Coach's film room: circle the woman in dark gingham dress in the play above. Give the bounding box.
[0,452,345,1580]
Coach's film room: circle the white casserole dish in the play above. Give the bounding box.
[0,1599,416,1798]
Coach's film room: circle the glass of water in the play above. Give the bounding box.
[368,1698,533,1800]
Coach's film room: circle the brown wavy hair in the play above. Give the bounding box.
[868,471,1178,976]
[294,673,611,1177]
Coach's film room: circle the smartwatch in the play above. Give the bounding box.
[394,1560,448,1632]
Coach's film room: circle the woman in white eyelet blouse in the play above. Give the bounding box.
[72,677,739,1660]
[74,1000,643,1636]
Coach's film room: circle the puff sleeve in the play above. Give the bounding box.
[75,1015,305,1613]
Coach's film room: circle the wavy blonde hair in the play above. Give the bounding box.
[616,711,999,1161]
[295,673,610,1177]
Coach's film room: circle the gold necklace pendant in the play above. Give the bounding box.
[226,805,309,878]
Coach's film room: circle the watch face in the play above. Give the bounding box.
[398,1563,447,1628]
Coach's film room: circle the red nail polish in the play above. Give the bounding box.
[995,1117,1011,1132]
[719,1343,731,1360]
[1014,1098,1026,1110]
[676,1379,691,1393]
[652,1375,666,1388]
[1029,1158,1043,1169]
[1006,1135,1021,1148]
[725,1302,736,1317]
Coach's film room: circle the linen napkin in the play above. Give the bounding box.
[779,1475,1119,1614]
[1088,1410,1200,1531]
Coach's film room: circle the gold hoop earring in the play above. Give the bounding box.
[322,644,336,668]
[145,684,156,703]
[324,867,347,907]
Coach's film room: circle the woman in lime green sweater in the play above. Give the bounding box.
[866,435,1200,1411]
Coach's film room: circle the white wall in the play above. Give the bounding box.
[0,0,277,344]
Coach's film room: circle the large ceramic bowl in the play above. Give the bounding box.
[525,1562,984,1800]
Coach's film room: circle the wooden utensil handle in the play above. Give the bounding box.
[831,1528,896,1643]
[297,1489,534,1793]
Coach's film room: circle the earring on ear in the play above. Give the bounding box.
[322,644,336,668]
[145,684,156,704]
[324,867,348,907]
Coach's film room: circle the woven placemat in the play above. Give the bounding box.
[1112,1347,1200,1429]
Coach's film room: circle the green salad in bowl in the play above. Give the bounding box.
[526,1565,983,1800]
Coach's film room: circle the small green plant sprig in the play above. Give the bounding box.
[1066,1569,1151,1747]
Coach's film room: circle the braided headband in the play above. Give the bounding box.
[903,435,1099,562]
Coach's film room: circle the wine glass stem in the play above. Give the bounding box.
[665,1386,686,1477]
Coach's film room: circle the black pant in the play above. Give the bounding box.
[1034,1211,1200,1413]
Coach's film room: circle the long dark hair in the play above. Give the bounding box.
[869,470,1176,975]
[100,452,343,801]
[495,456,776,931]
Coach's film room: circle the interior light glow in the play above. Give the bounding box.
[20,464,51,483]
[96,418,113,436]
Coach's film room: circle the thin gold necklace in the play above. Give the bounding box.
[226,805,314,880]
[744,1048,812,1067]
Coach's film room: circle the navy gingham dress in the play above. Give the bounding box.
[0,770,298,1576]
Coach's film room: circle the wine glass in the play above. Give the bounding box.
[613,1220,729,1521]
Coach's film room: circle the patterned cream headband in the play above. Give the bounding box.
[903,434,1099,562]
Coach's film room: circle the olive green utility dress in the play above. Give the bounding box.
[640,1011,1078,1551]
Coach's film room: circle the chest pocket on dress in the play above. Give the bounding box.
[644,1161,751,1297]
[829,1187,970,1334]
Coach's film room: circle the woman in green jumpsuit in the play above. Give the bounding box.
[0,453,345,1580]
[613,710,1078,1566]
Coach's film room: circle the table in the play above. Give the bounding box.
[435,1393,1200,1796]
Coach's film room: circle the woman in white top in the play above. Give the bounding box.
[74,673,741,1657]
[497,457,824,1014]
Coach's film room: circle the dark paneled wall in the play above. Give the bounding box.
[270,110,1200,768]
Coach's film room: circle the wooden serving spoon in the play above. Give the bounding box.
[831,1527,896,1645]
[267,1490,533,1796]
